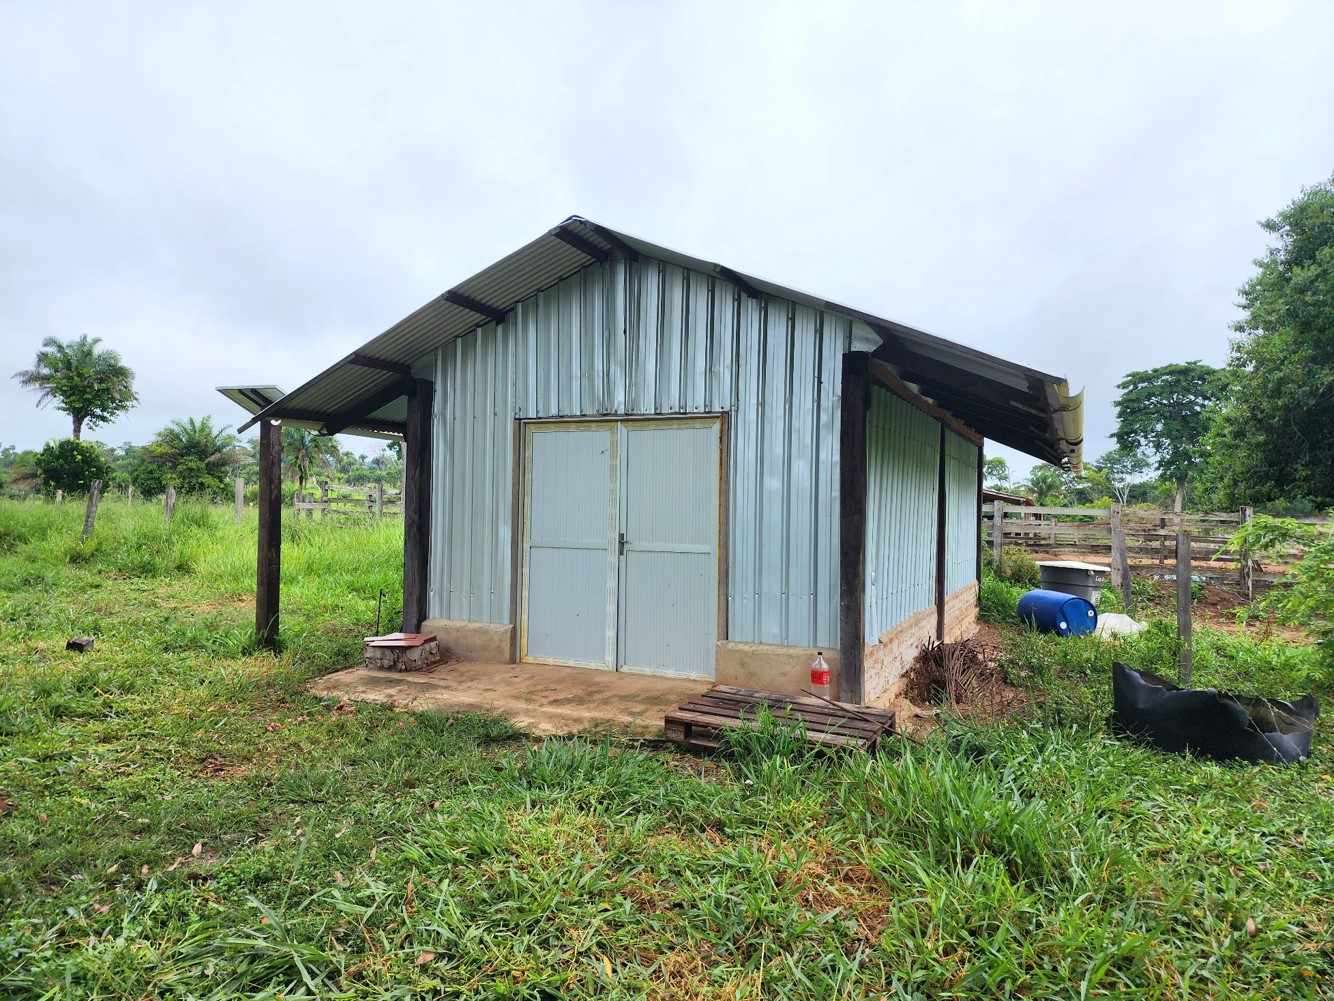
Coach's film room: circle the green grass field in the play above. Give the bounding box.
[1,499,1330,999]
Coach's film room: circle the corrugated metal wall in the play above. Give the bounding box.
[944,431,980,593]
[429,256,850,649]
[863,388,940,642]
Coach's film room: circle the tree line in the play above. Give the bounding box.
[990,175,1333,515]
[8,176,1332,513]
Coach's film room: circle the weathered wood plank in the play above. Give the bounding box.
[82,479,101,541]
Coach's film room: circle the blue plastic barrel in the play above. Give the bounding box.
[1017,589,1097,636]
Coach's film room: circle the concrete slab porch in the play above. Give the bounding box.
[308,660,711,737]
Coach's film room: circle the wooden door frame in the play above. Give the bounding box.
[515,413,728,674]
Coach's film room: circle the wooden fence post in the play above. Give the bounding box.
[375,481,384,517]
[164,485,176,521]
[234,477,244,523]
[55,489,64,505]
[319,481,329,519]
[1239,506,1254,602]
[991,500,1004,566]
[82,480,102,541]
[1111,503,1133,613]
[1174,488,1192,685]
[127,483,134,504]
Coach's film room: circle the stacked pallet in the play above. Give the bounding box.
[665,684,895,752]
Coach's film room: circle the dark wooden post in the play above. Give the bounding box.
[82,480,102,540]
[935,424,947,642]
[975,447,984,583]
[838,352,869,704]
[1239,506,1254,601]
[402,378,433,633]
[256,419,282,648]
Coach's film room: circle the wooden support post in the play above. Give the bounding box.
[991,500,1004,567]
[375,480,384,517]
[234,477,244,523]
[935,424,947,642]
[975,447,984,583]
[164,485,176,521]
[838,352,869,704]
[1239,505,1254,602]
[256,419,282,648]
[1111,503,1133,614]
[402,379,433,633]
[82,480,101,541]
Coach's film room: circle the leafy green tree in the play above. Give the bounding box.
[146,417,239,497]
[13,335,137,439]
[1225,515,1334,678]
[1114,361,1218,507]
[983,456,1010,489]
[1092,447,1150,505]
[282,427,340,497]
[35,439,110,495]
[1023,464,1071,505]
[1205,176,1334,508]
[0,447,41,496]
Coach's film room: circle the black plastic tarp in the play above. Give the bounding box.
[1111,663,1318,764]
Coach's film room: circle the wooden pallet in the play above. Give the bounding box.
[665,684,895,753]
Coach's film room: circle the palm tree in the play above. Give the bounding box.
[13,335,137,439]
[147,417,240,495]
[282,427,340,498]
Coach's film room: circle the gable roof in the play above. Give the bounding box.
[224,216,1082,466]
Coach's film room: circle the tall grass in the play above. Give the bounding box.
[0,498,1330,998]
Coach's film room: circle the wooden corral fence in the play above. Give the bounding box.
[983,502,1316,594]
[291,481,403,518]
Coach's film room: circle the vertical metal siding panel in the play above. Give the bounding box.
[658,265,684,412]
[427,254,846,647]
[687,273,710,412]
[730,293,762,641]
[863,389,940,642]
[945,432,979,593]
[428,346,445,619]
[785,305,816,646]
[609,258,627,412]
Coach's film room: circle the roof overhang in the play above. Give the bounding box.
[223,216,1083,467]
[216,384,403,440]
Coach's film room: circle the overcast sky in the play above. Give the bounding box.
[3,2,1332,474]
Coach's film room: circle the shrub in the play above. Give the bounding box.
[994,548,1040,588]
[980,569,1026,624]
[34,439,109,496]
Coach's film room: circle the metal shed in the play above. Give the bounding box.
[221,216,1082,703]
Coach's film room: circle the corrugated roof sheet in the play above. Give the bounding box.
[225,216,1082,465]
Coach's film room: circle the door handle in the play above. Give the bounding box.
[618,532,627,556]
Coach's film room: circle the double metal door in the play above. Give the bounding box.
[520,418,719,678]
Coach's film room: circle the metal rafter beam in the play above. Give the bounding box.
[347,352,413,376]
[322,378,414,435]
[443,289,509,324]
[716,265,760,299]
[550,224,611,262]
